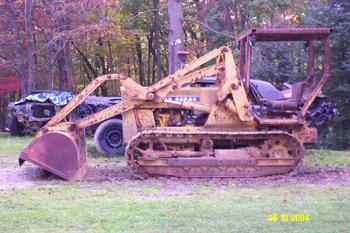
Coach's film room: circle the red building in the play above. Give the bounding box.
[0,64,20,95]
[0,64,20,130]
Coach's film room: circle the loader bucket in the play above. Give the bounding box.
[19,129,87,181]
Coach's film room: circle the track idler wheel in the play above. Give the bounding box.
[19,127,87,181]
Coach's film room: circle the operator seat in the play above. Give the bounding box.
[250,80,309,111]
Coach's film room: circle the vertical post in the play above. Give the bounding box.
[323,38,331,81]
[245,40,253,90]
[302,38,332,116]
[239,38,246,86]
[167,0,184,74]
[306,40,316,86]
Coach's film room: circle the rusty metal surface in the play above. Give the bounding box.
[126,129,304,178]
[19,74,131,181]
[19,130,87,180]
[238,27,331,41]
[293,127,318,144]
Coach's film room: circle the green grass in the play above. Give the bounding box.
[0,134,102,156]
[0,185,349,233]
[1,134,350,168]
[0,134,123,168]
[305,150,350,168]
[0,134,32,155]
[1,134,350,232]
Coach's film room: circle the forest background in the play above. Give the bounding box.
[0,0,349,149]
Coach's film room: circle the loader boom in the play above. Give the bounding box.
[42,47,251,132]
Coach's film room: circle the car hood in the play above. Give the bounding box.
[15,91,74,106]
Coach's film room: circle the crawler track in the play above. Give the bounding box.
[126,128,304,178]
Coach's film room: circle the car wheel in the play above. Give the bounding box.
[9,115,25,136]
[94,119,124,157]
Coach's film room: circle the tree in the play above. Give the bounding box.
[24,0,36,95]
[153,0,162,79]
[167,0,184,74]
[3,0,27,94]
[302,0,350,149]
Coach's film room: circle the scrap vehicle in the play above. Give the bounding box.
[6,90,124,155]
[19,27,335,181]
[7,90,75,135]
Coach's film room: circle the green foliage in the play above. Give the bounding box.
[252,42,307,85]
[248,0,294,25]
[302,0,350,149]
[244,0,350,149]
[1,0,348,149]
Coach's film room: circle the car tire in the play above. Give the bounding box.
[94,119,124,157]
[9,115,25,136]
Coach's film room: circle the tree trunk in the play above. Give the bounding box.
[56,15,73,91]
[239,1,249,32]
[152,0,162,80]
[57,43,74,91]
[24,0,36,94]
[135,36,145,85]
[96,38,108,96]
[42,0,56,89]
[46,40,55,89]
[5,0,27,96]
[107,40,114,73]
[147,32,153,85]
[167,0,184,74]
[73,42,98,78]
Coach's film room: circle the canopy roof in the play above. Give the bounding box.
[238,28,331,42]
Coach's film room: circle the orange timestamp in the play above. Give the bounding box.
[267,213,311,223]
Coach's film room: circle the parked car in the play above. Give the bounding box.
[6,90,121,136]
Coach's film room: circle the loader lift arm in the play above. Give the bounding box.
[42,47,250,131]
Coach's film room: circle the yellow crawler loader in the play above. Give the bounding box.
[19,28,333,180]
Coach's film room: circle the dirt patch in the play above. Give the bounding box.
[84,164,132,182]
[84,163,350,185]
[82,165,350,199]
[0,164,60,191]
[1,159,350,192]
[231,167,350,188]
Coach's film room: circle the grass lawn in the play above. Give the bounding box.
[0,134,33,155]
[0,134,116,168]
[1,184,350,233]
[0,134,107,157]
[1,134,350,168]
[0,134,350,233]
